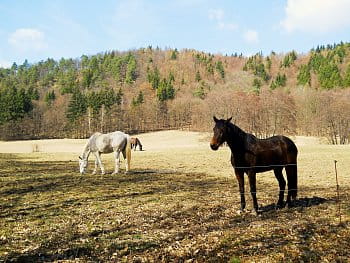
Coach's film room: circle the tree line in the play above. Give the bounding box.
[0,44,349,144]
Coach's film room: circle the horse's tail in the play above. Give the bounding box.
[125,135,132,172]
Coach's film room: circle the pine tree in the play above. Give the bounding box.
[252,78,262,94]
[137,91,144,104]
[297,65,311,86]
[45,90,56,106]
[216,61,225,79]
[343,64,350,87]
[170,49,178,60]
[125,55,137,84]
[66,90,87,122]
[27,86,40,100]
[132,91,144,107]
[195,70,201,82]
[156,78,175,101]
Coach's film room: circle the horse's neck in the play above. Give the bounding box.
[226,124,248,153]
[81,141,91,159]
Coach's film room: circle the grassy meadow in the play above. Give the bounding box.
[0,131,349,262]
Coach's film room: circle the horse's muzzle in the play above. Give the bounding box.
[210,143,219,151]
[210,137,220,150]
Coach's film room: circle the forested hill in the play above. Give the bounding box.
[0,43,349,143]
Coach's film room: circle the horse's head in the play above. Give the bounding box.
[210,116,232,150]
[78,156,88,174]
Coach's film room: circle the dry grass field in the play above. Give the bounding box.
[0,131,349,262]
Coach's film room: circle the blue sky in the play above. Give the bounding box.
[1,0,350,67]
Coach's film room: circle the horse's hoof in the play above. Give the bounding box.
[236,209,245,215]
[251,209,262,216]
[286,202,295,208]
[276,202,285,209]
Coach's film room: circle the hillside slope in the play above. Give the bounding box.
[0,43,349,143]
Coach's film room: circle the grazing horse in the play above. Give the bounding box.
[130,137,143,151]
[210,116,298,214]
[79,131,132,175]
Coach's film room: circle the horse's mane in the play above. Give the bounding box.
[81,140,90,158]
[227,122,258,155]
[228,122,248,140]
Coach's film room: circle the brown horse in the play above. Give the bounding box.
[210,116,298,214]
[130,137,143,151]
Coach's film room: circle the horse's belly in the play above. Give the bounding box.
[254,166,273,173]
[100,145,113,153]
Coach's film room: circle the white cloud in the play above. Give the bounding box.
[209,8,237,31]
[218,22,237,31]
[281,0,350,33]
[243,30,259,44]
[209,8,224,21]
[8,28,47,52]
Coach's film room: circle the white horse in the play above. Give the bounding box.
[79,131,132,175]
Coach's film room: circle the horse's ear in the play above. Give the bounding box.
[213,116,219,123]
[226,117,232,123]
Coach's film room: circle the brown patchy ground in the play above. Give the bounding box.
[0,131,349,262]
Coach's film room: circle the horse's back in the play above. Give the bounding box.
[90,131,128,153]
[254,135,298,165]
[259,135,297,151]
[271,135,298,159]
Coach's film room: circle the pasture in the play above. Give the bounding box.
[0,131,349,262]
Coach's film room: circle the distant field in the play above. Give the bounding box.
[0,131,349,262]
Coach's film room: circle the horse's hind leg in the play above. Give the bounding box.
[122,150,130,173]
[113,151,121,174]
[286,165,298,206]
[274,168,286,208]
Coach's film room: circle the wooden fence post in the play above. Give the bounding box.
[334,160,341,224]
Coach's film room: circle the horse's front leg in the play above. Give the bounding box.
[248,171,259,214]
[92,157,98,175]
[235,170,246,213]
[95,152,105,175]
[112,151,121,174]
